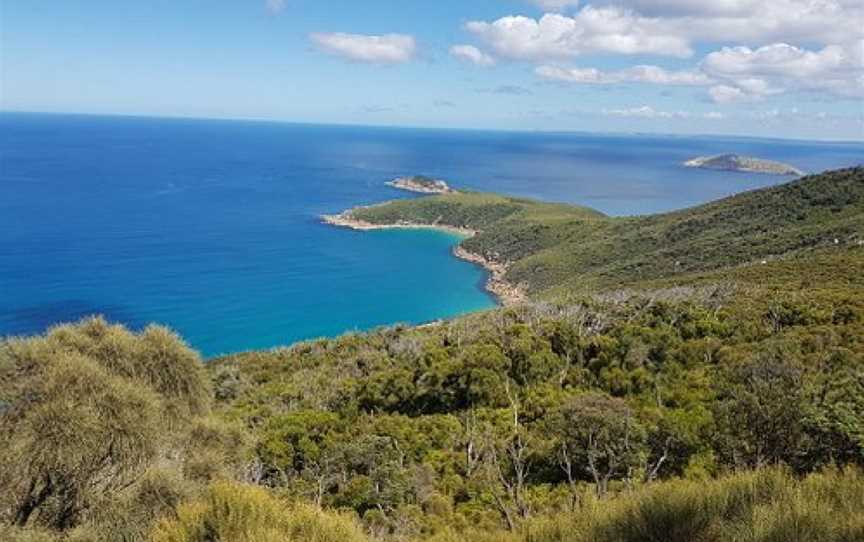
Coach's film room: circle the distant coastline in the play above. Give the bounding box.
[321,210,525,306]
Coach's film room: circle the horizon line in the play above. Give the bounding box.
[1,108,863,145]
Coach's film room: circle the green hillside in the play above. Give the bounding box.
[2,168,863,542]
[352,167,864,295]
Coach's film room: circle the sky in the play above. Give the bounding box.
[1,0,862,140]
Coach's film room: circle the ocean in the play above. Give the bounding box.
[1,112,861,356]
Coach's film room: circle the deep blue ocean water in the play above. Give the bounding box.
[1,113,862,356]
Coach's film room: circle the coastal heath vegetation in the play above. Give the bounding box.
[1,167,863,541]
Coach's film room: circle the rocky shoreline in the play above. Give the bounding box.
[451,245,526,306]
[321,212,525,306]
[321,212,476,237]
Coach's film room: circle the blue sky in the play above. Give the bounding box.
[1,0,862,139]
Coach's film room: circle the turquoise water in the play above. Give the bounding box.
[1,113,862,356]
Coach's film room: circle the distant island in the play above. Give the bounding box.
[386,175,455,194]
[684,154,804,175]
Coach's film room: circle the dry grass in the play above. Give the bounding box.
[522,467,864,542]
[151,481,370,542]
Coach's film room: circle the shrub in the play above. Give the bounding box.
[524,467,864,542]
[0,318,221,535]
[151,481,370,542]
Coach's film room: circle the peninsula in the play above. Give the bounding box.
[684,153,804,175]
[326,168,861,305]
[386,175,455,194]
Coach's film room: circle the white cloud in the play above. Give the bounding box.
[535,40,863,103]
[471,2,862,111]
[536,64,711,85]
[702,42,864,102]
[449,45,496,67]
[466,10,693,60]
[473,1,862,61]
[708,85,754,104]
[310,33,416,64]
[613,0,860,45]
[704,43,847,80]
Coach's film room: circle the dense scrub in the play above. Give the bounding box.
[207,249,863,538]
[2,167,862,540]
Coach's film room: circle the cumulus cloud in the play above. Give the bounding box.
[533,40,862,103]
[708,85,752,104]
[609,0,860,45]
[449,44,496,67]
[465,10,693,60]
[536,64,711,85]
[701,42,864,101]
[462,1,861,111]
[310,32,416,64]
[470,1,861,62]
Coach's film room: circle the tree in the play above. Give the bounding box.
[713,355,809,469]
[477,384,533,531]
[551,393,647,495]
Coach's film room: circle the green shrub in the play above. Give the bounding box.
[0,318,226,536]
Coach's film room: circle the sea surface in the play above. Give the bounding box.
[1,113,861,356]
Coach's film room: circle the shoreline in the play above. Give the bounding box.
[321,212,525,306]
